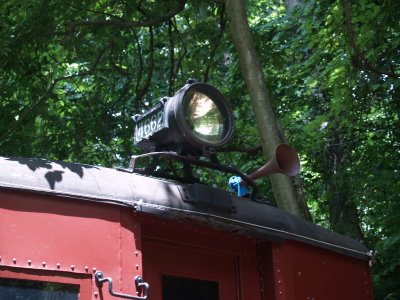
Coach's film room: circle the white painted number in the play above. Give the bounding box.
[135,110,164,143]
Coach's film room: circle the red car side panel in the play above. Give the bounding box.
[271,240,373,300]
[0,189,142,300]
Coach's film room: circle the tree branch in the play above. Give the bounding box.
[168,21,175,95]
[343,0,399,78]
[217,145,262,155]
[134,27,155,103]
[203,4,226,82]
[71,5,126,21]
[67,0,187,31]
[0,45,111,144]
[108,42,130,76]
[170,18,187,79]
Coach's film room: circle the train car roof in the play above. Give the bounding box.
[0,156,370,261]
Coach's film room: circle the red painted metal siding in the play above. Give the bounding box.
[141,215,262,300]
[0,189,142,300]
[271,240,373,300]
[0,188,374,300]
[257,242,276,300]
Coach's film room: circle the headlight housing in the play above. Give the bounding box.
[133,80,234,156]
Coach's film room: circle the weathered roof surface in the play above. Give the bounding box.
[0,156,370,261]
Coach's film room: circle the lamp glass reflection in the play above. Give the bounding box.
[184,91,225,142]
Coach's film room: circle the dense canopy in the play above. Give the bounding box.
[1,0,399,298]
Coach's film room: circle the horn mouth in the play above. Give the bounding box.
[246,144,300,182]
[275,144,300,176]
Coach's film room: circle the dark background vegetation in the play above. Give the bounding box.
[0,0,399,298]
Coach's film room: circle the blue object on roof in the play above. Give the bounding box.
[229,176,249,197]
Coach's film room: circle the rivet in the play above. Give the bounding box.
[42,262,46,268]
[56,263,61,269]
[85,266,89,272]
[92,267,97,272]
[27,260,32,265]
[94,292,98,298]
[135,251,139,257]
[13,258,17,264]
[70,265,75,271]
[135,264,139,270]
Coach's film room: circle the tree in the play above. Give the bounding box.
[224,0,311,220]
[1,1,399,297]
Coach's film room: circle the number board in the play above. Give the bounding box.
[134,103,165,145]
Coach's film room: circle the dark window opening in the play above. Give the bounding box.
[0,277,79,300]
[163,275,219,300]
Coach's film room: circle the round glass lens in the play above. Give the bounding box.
[184,91,225,143]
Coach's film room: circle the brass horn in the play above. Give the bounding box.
[247,144,300,181]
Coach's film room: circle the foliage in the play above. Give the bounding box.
[249,0,400,297]
[0,0,399,298]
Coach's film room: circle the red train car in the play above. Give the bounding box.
[0,156,373,299]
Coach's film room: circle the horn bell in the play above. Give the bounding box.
[247,144,300,181]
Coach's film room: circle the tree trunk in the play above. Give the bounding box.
[324,130,364,240]
[327,179,363,240]
[224,0,311,221]
[283,0,303,13]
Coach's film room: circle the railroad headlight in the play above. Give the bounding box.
[133,80,234,156]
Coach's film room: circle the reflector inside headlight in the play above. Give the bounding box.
[184,91,225,143]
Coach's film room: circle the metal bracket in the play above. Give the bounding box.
[95,271,149,300]
[122,151,259,200]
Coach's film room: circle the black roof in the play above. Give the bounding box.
[0,156,371,261]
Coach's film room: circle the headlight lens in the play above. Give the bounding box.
[184,91,225,143]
